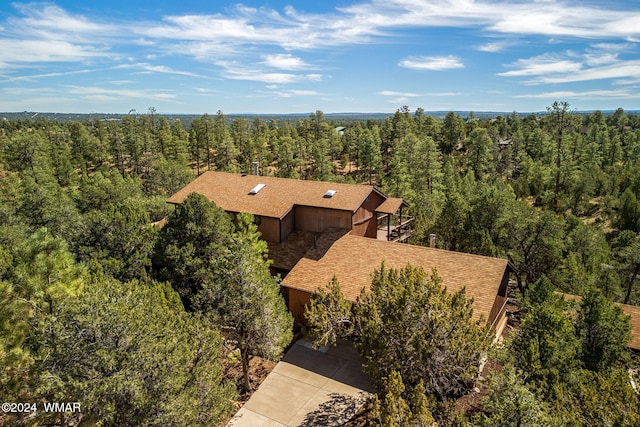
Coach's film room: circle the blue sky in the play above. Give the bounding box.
[1,1,639,114]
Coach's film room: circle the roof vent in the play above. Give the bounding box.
[323,190,337,198]
[249,183,266,195]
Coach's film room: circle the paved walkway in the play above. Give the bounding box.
[227,339,374,427]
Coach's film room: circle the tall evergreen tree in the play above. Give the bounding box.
[152,193,235,307]
[195,213,293,391]
[440,111,465,155]
[615,188,640,232]
[510,278,580,393]
[575,288,631,371]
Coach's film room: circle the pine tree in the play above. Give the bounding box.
[615,188,640,232]
[478,366,552,427]
[510,278,580,393]
[35,278,236,426]
[575,288,630,371]
[195,213,292,391]
[410,380,436,427]
[379,370,412,427]
[152,192,235,307]
[0,228,86,403]
[305,276,354,348]
[355,264,488,400]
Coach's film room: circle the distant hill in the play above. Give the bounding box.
[2,110,638,125]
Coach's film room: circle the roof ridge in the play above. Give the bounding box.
[343,234,508,264]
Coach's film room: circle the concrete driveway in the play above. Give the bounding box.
[227,338,374,427]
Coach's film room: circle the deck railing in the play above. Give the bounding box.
[377,214,414,242]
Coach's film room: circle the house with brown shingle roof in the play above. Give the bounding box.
[167,171,396,243]
[281,232,510,335]
[561,293,640,351]
[620,303,640,350]
[167,171,512,338]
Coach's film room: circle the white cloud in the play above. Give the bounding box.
[590,42,634,52]
[583,52,619,66]
[379,89,463,104]
[477,41,513,53]
[0,39,107,69]
[230,72,300,84]
[1,68,94,83]
[515,89,640,99]
[3,2,639,82]
[343,0,640,39]
[2,1,640,112]
[500,49,640,85]
[539,61,640,84]
[5,1,640,69]
[272,89,320,98]
[426,92,464,97]
[108,80,135,85]
[65,85,176,101]
[499,55,582,77]
[116,63,205,78]
[386,96,410,104]
[379,90,420,97]
[399,55,464,71]
[195,87,221,93]
[262,54,309,70]
[10,3,116,39]
[215,60,323,84]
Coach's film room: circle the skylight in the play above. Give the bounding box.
[323,190,336,198]
[249,183,266,195]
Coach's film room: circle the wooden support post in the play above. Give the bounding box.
[399,206,403,240]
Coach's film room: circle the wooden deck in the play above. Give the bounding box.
[376,216,414,242]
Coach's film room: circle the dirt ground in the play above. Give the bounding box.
[218,355,277,426]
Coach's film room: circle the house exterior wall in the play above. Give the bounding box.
[257,216,280,243]
[280,209,295,242]
[487,269,510,339]
[284,287,312,325]
[294,206,352,233]
[351,191,385,238]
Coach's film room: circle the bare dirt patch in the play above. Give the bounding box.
[218,355,278,426]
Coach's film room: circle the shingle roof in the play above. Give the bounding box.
[267,228,351,271]
[281,233,508,322]
[618,303,640,350]
[166,171,377,219]
[375,197,407,214]
[561,293,640,350]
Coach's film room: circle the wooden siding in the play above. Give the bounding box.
[486,269,511,339]
[280,209,295,242]
[285,287,312,325]
[257,216,280,243]
[352,191,385,238]
[294,206,352,233]
[487,269,510,328]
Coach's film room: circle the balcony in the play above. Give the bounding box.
[377,213,414,242]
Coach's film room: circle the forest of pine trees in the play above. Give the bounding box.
[1,104,640,425]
